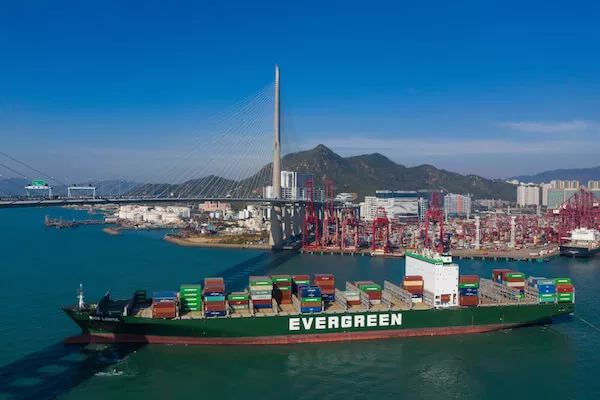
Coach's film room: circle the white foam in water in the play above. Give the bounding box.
[95,369,124,377]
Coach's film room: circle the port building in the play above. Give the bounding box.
[263,171,324,201]
[360,190,433,221]
[443,193,472,217]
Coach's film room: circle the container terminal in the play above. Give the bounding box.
[62,248,574,345]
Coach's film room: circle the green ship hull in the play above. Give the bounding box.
[63,303,574,345]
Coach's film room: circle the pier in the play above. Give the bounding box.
[44,215,105,229]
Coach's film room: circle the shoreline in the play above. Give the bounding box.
[163,235,272,250]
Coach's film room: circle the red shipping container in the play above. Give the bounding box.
[403,275,423,281]
[459,296,479,306]
[301,301,322,308]
[459,275,479,283]
[204,278,224,285]
[252,299,272,305]
[153,301,176,309]
[556,284,574,292]
[204,285,226,293]
[274,281,292,287]
[503,277,525,282]
[313,274,334,282]
[404,286,423,294]
[228,300,249,306]
[292,274,310,281]
[319,288,335,295]
[347,300,361,306]
[366,292,382,300]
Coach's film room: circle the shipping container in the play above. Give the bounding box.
[555,278,572,284]
[228,292,249,301]
[313,274,334,282]
[301,306,323,313]
[249,276,272,286]
[205,310,227,317]
[271,274,292,283]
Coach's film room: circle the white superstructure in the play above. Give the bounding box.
[405,249,459,308]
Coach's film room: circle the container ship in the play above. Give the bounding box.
[560,228,600,258]
[63,249,575,345]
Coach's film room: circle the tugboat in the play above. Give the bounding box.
[560,228,600,258]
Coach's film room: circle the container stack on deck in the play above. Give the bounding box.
[528,277,556,303]
[459,275,479,306]
[555,278,575,303]
[299,285,323,313]
[271,275,292,305]
[402,275,424,303]
[314,274,335,302]
[228,291,250,311]
[204,278,227,317]
[180,284,202,313]
[152,291,177,319]
[292,275,310,296]
[345,290,360,306]
[493,269,525,298]
[250,276,273,310]
[355,281,382,305]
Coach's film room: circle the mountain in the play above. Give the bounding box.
[242,145,516,200]
[510,166,600,184]
[0,178,29,196]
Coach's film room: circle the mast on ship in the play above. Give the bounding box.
[77,283,85,310]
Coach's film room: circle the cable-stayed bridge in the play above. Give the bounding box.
[0,67,341,247]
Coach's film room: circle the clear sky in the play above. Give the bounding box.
[1,0,599,183]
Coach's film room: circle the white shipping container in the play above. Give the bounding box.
[405,250,459,308]
[249,285,273,292]
[251,294,272,300]
[370,300,382,305]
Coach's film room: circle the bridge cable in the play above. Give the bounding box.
[151,84,273,198]
[0,151,68,188]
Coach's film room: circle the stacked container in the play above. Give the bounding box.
[292,275,311,296]
[271,275,293,305]
[492,269,512,284]
[299,285,323,313]
[502,271,525,298]
[180,284,202,313]
[458,275,479,306]
[249,276,273,310]
[345,290,360,306]
[313,274,335,302]
[402,275,424,303]
[134,289,147,305]
[530,277,556,303]
[355,281,382,305]
[152,291,177,319]
[555,278,574,303]
[204,277,227,317]
[228,291,250,310]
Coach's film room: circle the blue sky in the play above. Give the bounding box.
[1,0,600,183]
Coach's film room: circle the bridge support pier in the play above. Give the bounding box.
[292,205,301,238]
[283,205,292,241]
[269,203,284,249]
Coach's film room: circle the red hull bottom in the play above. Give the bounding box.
[64,323,523,345]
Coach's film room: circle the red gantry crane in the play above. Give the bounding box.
[424,191,444,253]
[322,181,339,248]
[372,206,390,252]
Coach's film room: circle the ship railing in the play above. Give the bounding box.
[383,281,413,309]
[524,284,539,303]
[381,291,393,311]
[292,294,301,313]
[272,298,280,314]
[334,289,348,312]
[423,290,435,307]
[480,278,522,304]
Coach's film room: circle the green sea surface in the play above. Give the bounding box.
[1,207,599,399]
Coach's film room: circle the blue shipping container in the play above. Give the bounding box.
[322,294,335,302]
[537,285,556,294]
[301,286,322,297]
[410,293,423,299]
[253,303,273,309]
[204,290,225,296]
[301,307,323,313]
[153,291,177,298]
[204,310,227,317]
[459,288,479,296]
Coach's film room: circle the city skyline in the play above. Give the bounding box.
[2,1,600,181]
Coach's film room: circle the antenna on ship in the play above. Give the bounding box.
[78,283,85,310]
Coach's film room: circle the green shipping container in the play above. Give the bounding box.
[180,292,201,298]
[538,297,555,303]
[538,293,555,299]
[230,304,249,310]
[459,283,479,289]
[555,278,572,284]
[557,298,573,303]
[506,273,525,279]
[557,293,573,299]
[293,280,310,285]
[359,285,381,292]
[271,275,292,283]
[204,295,226,302]
[228,294,250,301]
[249,279,272,286]
[181,284,202,290]
[301,297,322,303]
[274,286,291,291]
